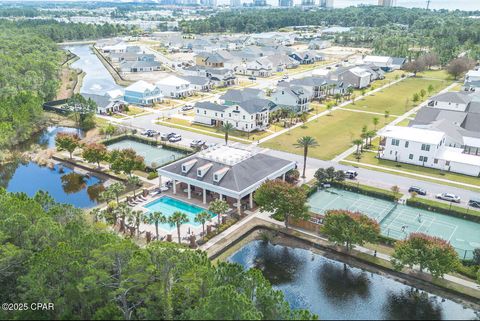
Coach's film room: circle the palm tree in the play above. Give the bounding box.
[294,136,319,178]
[115,203,132,232]
[209,198,229,225]
[353,138,363,155]
[127,175,142,197]
[90,208,101,223]
[144,211,166,240]
[372,117,379,130]
[108,182,125,204]
[128,210,146,237]
[194,211,212,238]
[168,211,190,244]
[220,122,235,145]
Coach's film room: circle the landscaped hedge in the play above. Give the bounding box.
[331,181,399,202]
[406,197,480,223]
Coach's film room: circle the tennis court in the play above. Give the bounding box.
[308,188,480,259]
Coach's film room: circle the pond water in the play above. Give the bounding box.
[65,44,122,95]
[38,126,84,149]
[0,161,104,208]
[106,139,187,168]
[228,240,480,320]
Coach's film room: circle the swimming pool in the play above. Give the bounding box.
[144,196,216,231]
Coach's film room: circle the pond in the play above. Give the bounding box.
[65,44,122,95]
[0,161,104,208]
[38,126,84,149]
[228,240,480,320]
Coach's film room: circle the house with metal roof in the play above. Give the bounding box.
[157,145,296,215]
[123,80,163,106]
[270,84,310,113]
[155,75,193,98]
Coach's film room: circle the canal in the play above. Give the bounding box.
[228,239,480,320]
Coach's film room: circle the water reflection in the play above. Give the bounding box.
[61,172,87,194]
[87,183,105,202]
[252,242,305,285]
[316,262,371,304]
[384,289,443,320]
[228,240,479,320]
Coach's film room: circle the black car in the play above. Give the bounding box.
[468,198,480,208]
[166,132,176,139]
[408,186,427,196]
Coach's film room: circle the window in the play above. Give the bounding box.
[204,110,206,115]
[391,139,400,146]
[423,157,428,163]
[229,113,231,117]
[409,154,413,160]
[421,144,430,151]
[405,141,409,148]
[446,161,450,166]
[419,156,424,162]
[434,159,438,164]
[243,115,245,120]
[215,113,217,116]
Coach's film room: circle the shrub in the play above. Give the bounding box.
[147,172,159,180]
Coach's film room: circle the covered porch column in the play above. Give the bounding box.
[249,192,254,209]
[203,188,207,204]
[158,174,162,187]
[172,179,177,194]
[282,173,286,181]
[237,197,242,216]
[187,183,191,199]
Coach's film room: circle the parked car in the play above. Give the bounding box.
[169,134,182,142]
[468,198,480,208]
[190,139,205,148]
[282,74,289,80]
[408,186,427,196]
[166,132,177,139]
[344,170,358,179]
[159,133,169,141]
[181,104,194,111]
[141,129,155,136]
[248,76,257,81]
[436,193,461,203]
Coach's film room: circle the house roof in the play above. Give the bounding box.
[220,88,263,103]
[363,55,392,64]
[158,146,294,194]
[382,126,444,144]
[81,93,112,109]
[195,101,226,112]
[120,60,160,69]
[391,57,406,66]
[238,98,276,114]
[430,92,473,105]
[437,147,480,167]
[156,75,190,86]
[125,80,156,93]
[181,75,210,86]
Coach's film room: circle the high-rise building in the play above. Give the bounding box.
[279,0,293,7]
[320,0,333,8]
[378,0,396,7]
[230,0,242,7]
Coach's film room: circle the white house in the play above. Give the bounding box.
[155,75,194,98]
[270,85,309,113]
[427,92,473,112]
[379,126,480,177]
[194,98,275,132]
[123,80,163,106]
[362,55,393,71]
[464,69,480,92]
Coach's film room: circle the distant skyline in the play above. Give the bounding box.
[2,0,480,11]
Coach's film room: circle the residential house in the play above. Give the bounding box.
[391,57,406,71]
[333,66,372,89]
[270,84,309,113]
[427,92,473,112]
[362,55,393,71]
[286,76,330,100]
[181,75,213,92]
[82,89,125,114]
[264,54,299,72]
[182,66,237,87]
[289,51,323,64]
[123,81,163,106]
[243,58,273,77]
[464,69,480,92]
[308,39,331,50]
[156,75,193,98]
[120,60,161,72]
[194,98,275,132]
[220,88,264,105]
[195,52,225,68]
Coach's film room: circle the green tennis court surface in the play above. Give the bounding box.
[308,188,480,259]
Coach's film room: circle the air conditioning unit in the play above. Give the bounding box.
[213,167,229,183]
[197,163,213,178]
[181,159,197,174]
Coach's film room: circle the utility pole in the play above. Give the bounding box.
[426,0,431,10]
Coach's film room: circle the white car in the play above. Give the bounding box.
[344,170,358,179]
[181,104,194,111]
[436,193,461,203]
[168,134,182,142]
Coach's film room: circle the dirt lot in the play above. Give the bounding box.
[319,46,371,59]
[123,70,172,83]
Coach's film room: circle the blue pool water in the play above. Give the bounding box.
[144,196,216,231]
[3,162,104,208]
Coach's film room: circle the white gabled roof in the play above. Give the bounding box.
[106,89,124,99]
[363,55,392,64]
[349,67,371,78]
[437,147,480,167]
[156,75,190,86]
[125,80,156,93]
[466,70,480,78]
[382,126,444,144]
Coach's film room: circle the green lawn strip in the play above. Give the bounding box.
[261,109,395,160]
[333,180,402,201]
[416,69,455,81]
[395,118,411,127]
[407,197,480,219]
[341,152,480,192]
[343,77,450,115]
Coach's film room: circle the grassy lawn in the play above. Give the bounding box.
[344,151,480,190]
[343,77,450,115]
[159,117,273,142]
[395,118,411,127]
[416,69,454,81]
[125,106,147,117]
[449,83,463,92]
[261,109,394,160]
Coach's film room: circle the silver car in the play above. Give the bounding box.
[436,193,461,203]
